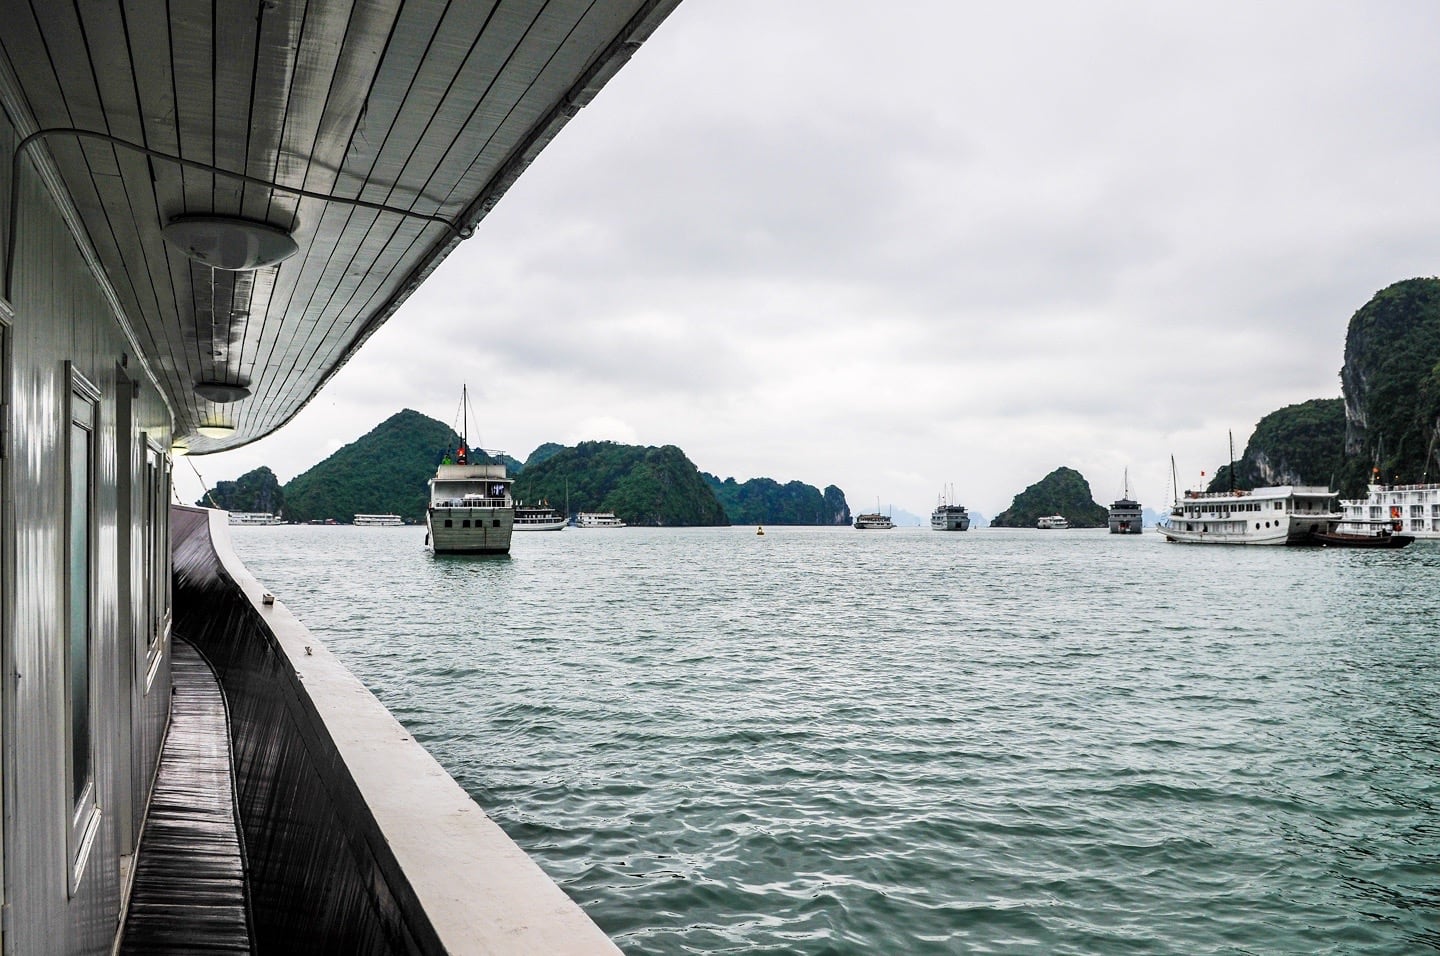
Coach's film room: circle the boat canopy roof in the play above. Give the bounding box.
[0,1,680,453]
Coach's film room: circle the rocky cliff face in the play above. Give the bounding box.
[1206,399,1346,492]
[1337,278,1440,492]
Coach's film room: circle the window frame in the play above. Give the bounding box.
[66,363,101,894]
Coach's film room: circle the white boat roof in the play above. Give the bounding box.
[0,1,681,453]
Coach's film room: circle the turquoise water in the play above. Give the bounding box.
[229,525,1440,954]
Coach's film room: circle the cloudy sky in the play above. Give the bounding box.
[175,1,1440,520]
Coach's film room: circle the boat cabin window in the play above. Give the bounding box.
[68,365,101,891]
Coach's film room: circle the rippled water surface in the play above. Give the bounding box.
[229,525,1440,954]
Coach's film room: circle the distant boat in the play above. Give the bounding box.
[513,504,567,531]
[1037,515,1070,529]
[575,512,626,528]
[756,526,765,536]
[353,514,403,527]
[228,512,283,525]
[930,485,971,531]
[1108,470,1143,534]
[854,513,895,530]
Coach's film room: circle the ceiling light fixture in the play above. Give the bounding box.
[193,381,251,403]
[195,423,237,440]
[162,215,299,270]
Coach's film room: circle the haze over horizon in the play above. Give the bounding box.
[173,1,1440,518]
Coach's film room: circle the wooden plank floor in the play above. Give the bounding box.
[120,639,252,953]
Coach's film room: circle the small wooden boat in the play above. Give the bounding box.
[1307,530,1414,549]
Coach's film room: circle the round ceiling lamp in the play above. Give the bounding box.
[193,381,251,403]
[195,423,237,440]
[162,215,299,270]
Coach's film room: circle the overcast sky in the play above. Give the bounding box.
[175,1,1440,520]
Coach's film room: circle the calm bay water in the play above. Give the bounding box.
[228,525,1440,954]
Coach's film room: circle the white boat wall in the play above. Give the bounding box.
[1156,485,1340,545]
[0,1,680,950]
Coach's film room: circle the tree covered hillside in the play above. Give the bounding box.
[1338,277,1440,492]
[512,441,727,526]
[990,467,1109,528]
[1207,399,1346,492]
[280,409,475,522]
[702,474,851,525]
[200,466,284,514]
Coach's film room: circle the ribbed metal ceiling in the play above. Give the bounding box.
[0,0,680,450]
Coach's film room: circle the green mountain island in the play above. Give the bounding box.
[990,466,1109,528]
[511,440,727,526]
[1205,277,1440,495]
[204,466,286,515]
[701,474,852,526]
[201,413,850,527]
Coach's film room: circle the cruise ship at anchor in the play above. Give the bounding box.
[0,2,681,951]
[1338,482,1440,539]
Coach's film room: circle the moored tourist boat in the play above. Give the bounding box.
[1156,485,1340,545]
[353,513,404,526]
[228,511,284,526]
[854,512,895,529]
[1108,470,1143,534]
[930,485,971,531]
[1037,515,1070,529]
[514,504,568,531]
[575,511,627,528]
[1338,481,1440,539]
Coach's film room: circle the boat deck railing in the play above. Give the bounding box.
[431,497,510,508]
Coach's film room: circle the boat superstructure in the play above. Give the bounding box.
[514,505,568,531]
[931,486,971,531]
[1108,470,1144,534]
[354,514,404,527]
[1156,486,1340,545]
[1338,483,1440,539]
[229,512,284,526]
[576,511,627,528]
[1037,515,1070,529]
[0,1,681,950]
[427,464,514,554]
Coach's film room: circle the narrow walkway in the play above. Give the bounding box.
[120,639,252,953]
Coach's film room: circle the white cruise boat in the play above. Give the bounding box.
[514,505,567,531]
[1108,470,1143,534]
[930,486,971,531]
[854,513,895,529]
[353,514,403,526]
[1156,485,1340,545]
[1338,482,1440,539]
[228,512,284,525]
[1037,515,1070,529]
[575,511,627,528]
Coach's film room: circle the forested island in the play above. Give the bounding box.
[990,467,1109,528]
[200,412,851,527]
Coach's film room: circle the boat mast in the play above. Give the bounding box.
[1228,430,1236,493]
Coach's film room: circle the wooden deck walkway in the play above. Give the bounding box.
[120,639,252,953]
